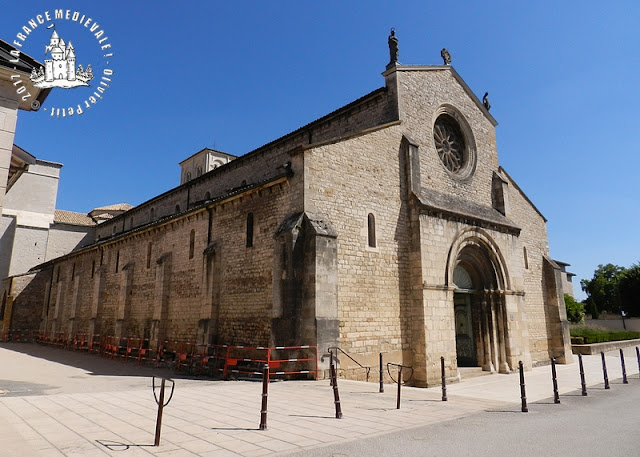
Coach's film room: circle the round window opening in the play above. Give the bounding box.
[434,114,467,174]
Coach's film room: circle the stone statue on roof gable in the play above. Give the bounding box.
[441,48,451,65]
[388,28,398,65]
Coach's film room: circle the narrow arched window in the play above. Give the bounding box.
[175,204,181,213]
[523,246,529,270]
[146,242,152,269]
[150,208,155,221]
[246,213,254,248]
[115,251,120,273]
[367,213,376,248]
[189,229,195,259]
[205,191,211,200]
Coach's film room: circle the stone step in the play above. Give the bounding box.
[458,367,493,380]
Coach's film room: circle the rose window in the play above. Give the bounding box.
[434,115,466,174]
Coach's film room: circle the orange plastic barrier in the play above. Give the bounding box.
[30,332,318,380]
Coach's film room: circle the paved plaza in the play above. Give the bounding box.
[0,343,639,456]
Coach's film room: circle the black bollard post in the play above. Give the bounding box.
[636,347,640,378]
[152,377,175,447]
[396,365,403,409]
[441,356,448,402]
[329,348,335,378]
[601,352,610,389]
[259,364,269,430]
[578,353,587,396]
[330,355,343,419]
[551,357,560,404]
[379,353,384,393]
[519,361,528,413]
[154,378,165,446]
[620,349,628,384]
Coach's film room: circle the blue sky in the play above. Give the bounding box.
[2,1,639,299]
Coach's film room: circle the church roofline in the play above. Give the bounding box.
[239,86,389,159]
[415,187,521,234]
[382,64,498,127]
[294,119,402,153]
[31,169,293,269]
[498,166,547,222]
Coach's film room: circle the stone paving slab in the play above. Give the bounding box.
[0,344,639,456]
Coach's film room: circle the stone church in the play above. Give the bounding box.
[2,34,573,386]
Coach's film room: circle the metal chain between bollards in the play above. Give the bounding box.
[386,362,413,410]
[152,377,175,447]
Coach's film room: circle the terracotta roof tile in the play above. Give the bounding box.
[54,210,96,227]
[91,203,134,212]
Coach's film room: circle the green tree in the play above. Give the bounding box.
[619,262,640,317]
[564,293,585,323]
[580,263,626,318]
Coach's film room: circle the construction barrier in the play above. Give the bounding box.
[27,331,318,380]
[220,345,319,380]
[0,329,36,343]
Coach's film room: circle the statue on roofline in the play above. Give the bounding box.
[441,48,451,65]
[388,28,398,65]
[483,92,491,111]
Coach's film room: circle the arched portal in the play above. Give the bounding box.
[449,230,511,373]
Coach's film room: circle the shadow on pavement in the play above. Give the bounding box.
[0,342,212,381]
[96,440,156,451]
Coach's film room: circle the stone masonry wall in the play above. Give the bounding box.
[505,176,553,363]
[0,270,51,335]
[96,88,396,242]
[303,124,411,369]
[44,177,298,346]
[394,68,498,208]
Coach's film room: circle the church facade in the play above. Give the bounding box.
[5,41,572,386]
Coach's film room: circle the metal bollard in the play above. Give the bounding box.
[601,352,610,389]
[379,353,384,393]
[397,365,403,409]
[578,353,587,396]
[636,347,640,378]
[519,361,528,413]
[441,356,448,402]
[259,364,269,430]
[551,357,560,404]
[152,377,175,446]
[620,349,628,384]
[330,355,343,419]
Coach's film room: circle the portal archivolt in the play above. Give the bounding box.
[449,232,511,373]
